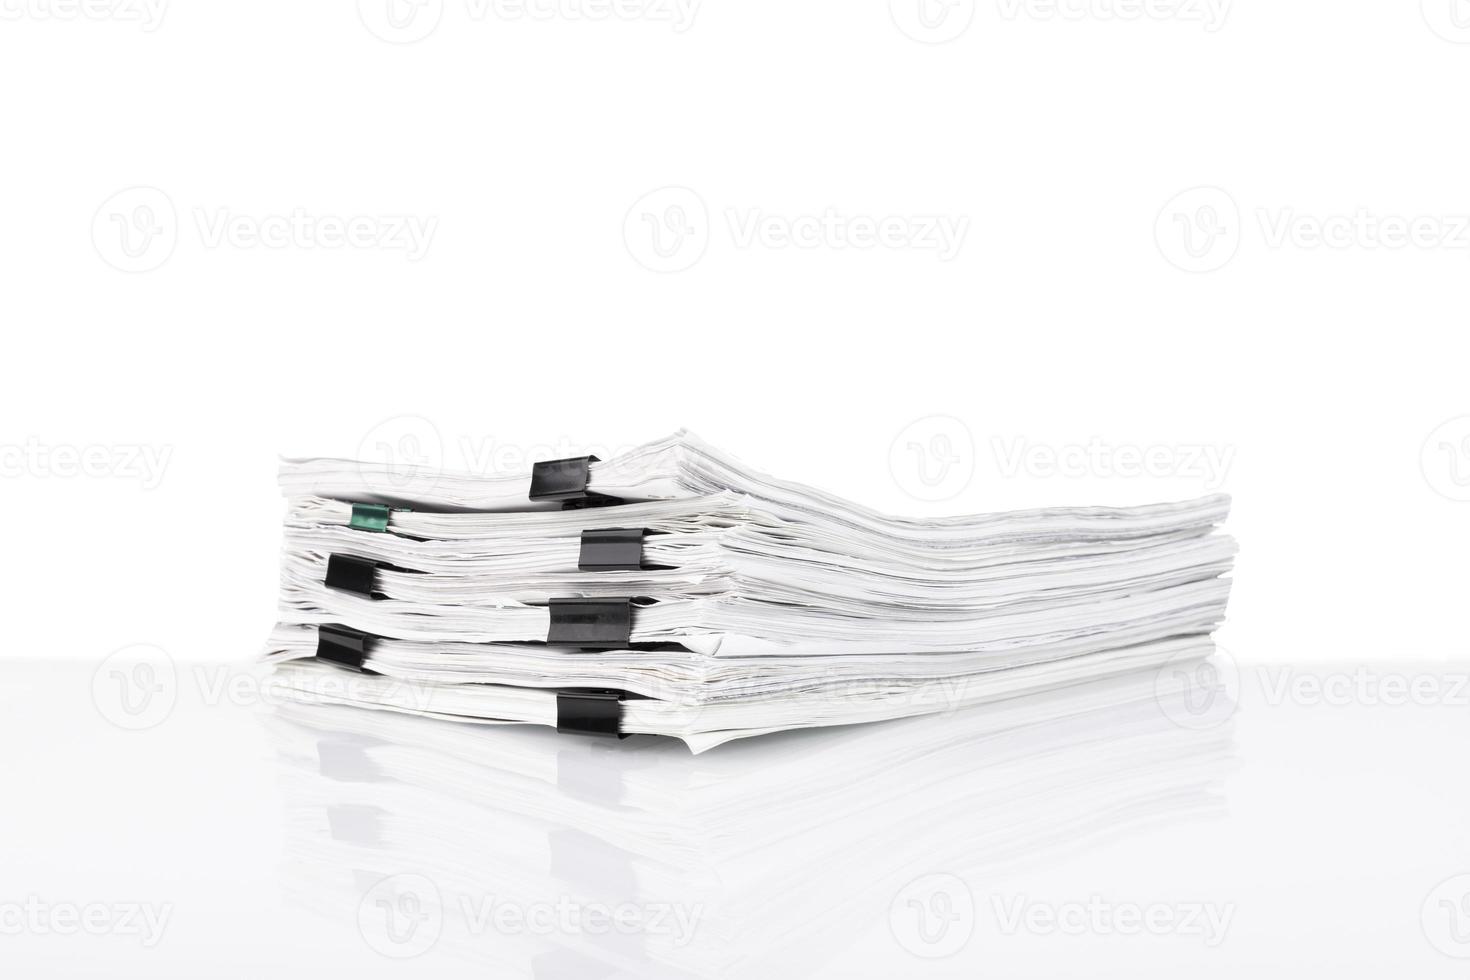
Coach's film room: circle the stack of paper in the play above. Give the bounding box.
[263,430,1234,750]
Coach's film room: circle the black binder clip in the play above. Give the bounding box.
[547,597,634,649]
[577,528,646,572]
[556,690,627,738]
[325,554,377,597]
[529,455,624,509]
[316,624,377,674]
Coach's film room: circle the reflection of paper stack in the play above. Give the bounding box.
[264,431,1234,748]
[264,670,1234,978]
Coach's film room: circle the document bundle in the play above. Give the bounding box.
[262,431,1235,750]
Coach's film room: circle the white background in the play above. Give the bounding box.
[3,4,1470,976]
[5,1,1470,670]
[1,2,1468,668]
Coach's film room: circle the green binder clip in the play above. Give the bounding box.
[348,503,392,532]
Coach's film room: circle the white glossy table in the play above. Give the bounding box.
[2,656,1464,978]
